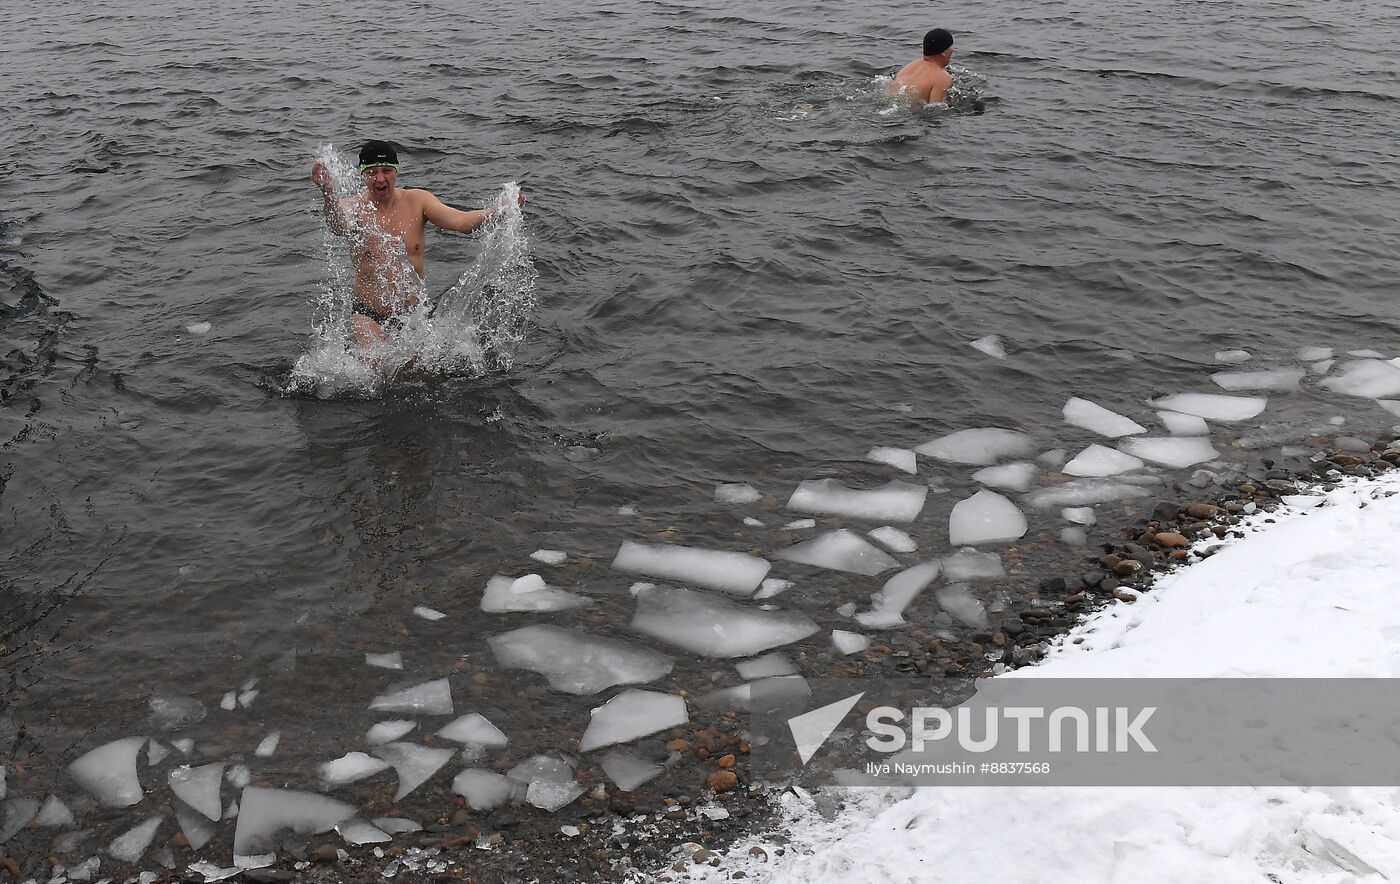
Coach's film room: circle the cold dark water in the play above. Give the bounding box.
[3,0,1400,873]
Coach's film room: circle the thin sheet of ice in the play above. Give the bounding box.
[1319,359,1400,399]
[599,751,663,792]
[786,478,927,523]
[1038,448,1067,468]
[336,818,390,845]
[743,516,765,527]
[481,574,592,612]
[1350,349,1386,358]
[238,689,258,708]
[631,586,819,657]
[1061,526,1088,546]
[1211,367,1304,392]
[831,630,870,656]
[775,529,899,575]
[754,578,794,600]
[185,321,212,335]
[1063,444,1144,477]
[696,676,811,711]
[232,787,356,862]
[736,653,798,679]
[188,861,244,882]
[856,561,941,628]
[147,740,170,766]
[254,731,280,758]
[507,755,574,785]
[175,798,216,851]
[68,736,146,807]
[1149,393,1267,421]
[935,584,989,628]
[172,738,194,754]
[868,526,916,553]
[866,447,917,474]
[488,624,673,694]
[108,815,163,862]
[715,483,762,504]
[372,817,422,834]
[529,549,568,565]
[1027,478,1152,508]
[225,764,251,789]
[969,335,1006,359]
[365,651,403,670]
[220,692,236,711]
[1157,410,1209,435]
[320,752,390,785]
[948,490,1027,546]
[0,798,37,843]
[915,428,1034,465]
[365,720,417,745]
[368,678,453,716]
[611,540,771,596]
[1061,507,1096,526]
[941,548,1004,582]
[1297,345,1334,361]
[452,770,521,811]
[373,743,456,801]
[1214,349,1252,364]
[437,714,508,746]
[35,795,74,828]
[970,461,1039,493]
[413,605,446,621]
[1119,436,1221,469]
[1062,397,1146,438]
[527,780,586,813]
[1311,359,1334,374]
[579,689,689,752]
[169,763,223,822]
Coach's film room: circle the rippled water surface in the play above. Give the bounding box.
[3,0,1400,871]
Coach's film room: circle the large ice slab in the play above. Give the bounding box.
[168,763,223,822]
[970,461,1039,492]
[481,574,591,613]
[1063,444,1144,477]
[631,586,819,657]
[579,690,688,752]
[611,541,770,596]
[68,736,146,807]
[437,714,508,747]
[1119,436,1221,468]
[232,788,356,864]
[599,751,663,792]
[855,561,941,628]
[373,743,455,801]
[1026,478,1154,508]
[915,428,1034,465]
[488,625,673,694]
[368,679,453,716]
[866,447,917,474]
[1319,360,1400,399]
[1062,397,1145,438]
[1148,393,1266,421]
[774,529,899,575]
[948,490,1026,546]
[1211,368,1304,392]
[785,479,927,523]
[452,769,521,811]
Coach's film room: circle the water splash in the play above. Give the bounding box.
[287,145,538,399]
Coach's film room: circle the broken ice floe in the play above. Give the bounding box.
[68,736,146,807]
[868,526,916,553]
[1063,444,1144,477]
[226,764,251,790]
[1311,359,1334,374]
[0,798,37,843]
[1062,397,1146,438]
[529,549,568,565]
[437,713,508,747]
[489,624,673,694]
[149,695,206,732]
[366,720,417,745]
[320,752,391,785]
[1214,349,1252,364]
[368,679,454,716]
[1061,507,1096,526]
[915,428,1034,465]
[481,574,591,612]
[413,606,447,621]
[185,322,212,335]
[599,751,663,791]
[1157,410,1209,435]
[855,561,941,628]
[232,787,355,864]
[579,689,688,752]
[336,818,390,845]
[373,817,421,834]
[373,743,455,800]
[696,675,811,711]
[452,770,521,811]
[365,651,403,670]
[611,541,770,596]
[941,548,1004,582]
[631,585,819,657]
[715,483,762,504]
[238,689,259,709]
[175,795,216,850]
[1119,436,1221,469]
[172,738,194,754]
[831,630,870,655]
[1148,393,1266,421]
[254,732,280,758]
[866,447,917,474]
[1038,448,1067,468]
[969,461,1039,492]
[786,478,927,523]
[1319,360,1400,399]
[108,815,163,862]
[782,518,817,530]
[736,653,797,679]
[753,578,793,600]
[935,584,989,628]
[1297,345,1334,361]
[775,529,899,575]
[969,334,1006,359]
[527,780,586,813]
[948,490,1026,546]
[1061,527,1088,546]
[1026,478,1152,508]
[1211,368,1303,392]
[35,794,74,828]
[220,692,237,711]
[743,517,765,526]
[147,740,170,766]
[169,763,223,822]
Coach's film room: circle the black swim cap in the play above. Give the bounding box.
[358,140,399,170]
[923,28,954,56]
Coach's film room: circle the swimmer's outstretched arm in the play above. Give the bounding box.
[310,161,351,236]
[419,189,527,235]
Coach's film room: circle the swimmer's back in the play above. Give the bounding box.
[891,59,952,104]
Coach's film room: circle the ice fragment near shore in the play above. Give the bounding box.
[233,787,355,864]
[1149,393,1266,421]
[530,549,568,565]
[369,678,453,715]
[868,526,916,553]
[169,763,223,822]
[786,478,927,523]
[1297,345,1334,361]
[1157,410,1209,435]
[856,561,941,628]
[146,740,169,766]
[527,780,586,812]
[185,322,211,335]
[481,574,591,612]
[489,624,673,694]
[631,586,819,657]
[579,690,688,752]
[452,770,521,811]
[336,818,390,845]
[754,577,793,599]
[0,798,37,844]
[220,692,237,711]
[373,817,421,834]
[437,714,508,747]
[969,461,1038,492]
[915,428,1034,465]
[413,605,446,621]
[365,651,403,670]
[366,720,416,745]
[320,752,390,785]
[611,541,770,595]
[1062,507,1096,526]
[373,743,455,800]
[935,584,988,628]
[1062,397,1146,437]
[35,795,74,828]
[831,631,870,655]
[175,797,216,850]
[782,518,816,530]
[736,653,797,679]
[1061,526,1088,545]
[1063,444,1144,477]
[866,447,917,474]
[1027,478,1151,508]
[715,483,762,504]
[68,736,146,807]
[1211,368,1303,392]
[1214,349,1252,364]
[1119,437,1220,468]
[775,529,899,575]
[948,490,1026,546]
[599,751,662,791]
[1319,360,1400,398]
[149,695,206,732]
[254,731,280,758]
[108,815,163,862]
[969,335,1006,359]
[941,548,1004,581]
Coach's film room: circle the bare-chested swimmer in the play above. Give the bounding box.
[890,28,955,105]
[309,140,526,348]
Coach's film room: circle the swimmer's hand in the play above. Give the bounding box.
[310,161,332,192]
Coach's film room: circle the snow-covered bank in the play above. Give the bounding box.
[670,472,1400,883]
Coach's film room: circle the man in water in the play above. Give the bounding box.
[890,28,955,105]
[309,140,525,347]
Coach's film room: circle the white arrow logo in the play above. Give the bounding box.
[787,693,865,765]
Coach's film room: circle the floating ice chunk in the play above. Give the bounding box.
[377,743,453,800]
[530,549,568,565]
[934,584,988,628]
[868,526,916,553]
[146,740,170,766]
[835,602,857,617]
[618,504,639,516]
[254,731,280,758]
[1026,478,1152,508]
[149,695,206,732]
[715,483,762,504]
[599,751,662,792]
[172,738,194,755]
[915,428,1034,465]
[1214,349,1252,364]
[336,818,390,845]
[1061,507,1096,526]
[488,625,673,694]
[786,478,927,523]
[366,720,417,745]
[372,817,422,834]
[743,517,764,526]
[452,770,521,811]
[1062,397,1146,438]
[1148,393,1266,421]
[1378,401,1400,418]
[238,690,259,708]
[220,692,237,711]
[831,631,870,656]
[1211,368,1304,392]
[507,755,574,785]
[856,561,941,628]
[948,490,1026,546]
[941,548,1004,582]
[174,797,216,850]
[1119,436,1220,468]
[1157,410,1209,435]
[35,794,74,827]
[970,461,1039,492]
[437,714,508,747]
[226,763,250,789]
[232,787,355,864]
[579,690,688,752]
[611,541,770,596]
[1063,444,1144,477]
[527,780,586,812]
[321,752,390,785]
[1319,360,1400,398]
[696,675,810,711]
[1297,346,1333,361]
[188,860,243,881]
[775,529,899,575]
[1311,359,1334,374]
[753,578,793,600]
[169,763,223,822]
[1038,448,1067,468]
[365,651,403,670]
[1060,527,1088,546]
[108,815,163,862]
[628,582,655,596]
[185,322,212,335]
[0,798,37,843]
[1350,349,1385,358]
[783,518,817,530]
[413,605,447,621]
[368,678,453,716]
[481,574,591,612]
[68,736,146,807]
[969,335,1006,359]
[866,447,917,474]
[631,585,819,657]
[736,653,797,679]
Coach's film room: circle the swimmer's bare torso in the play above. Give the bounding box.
[891,57,953,105]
